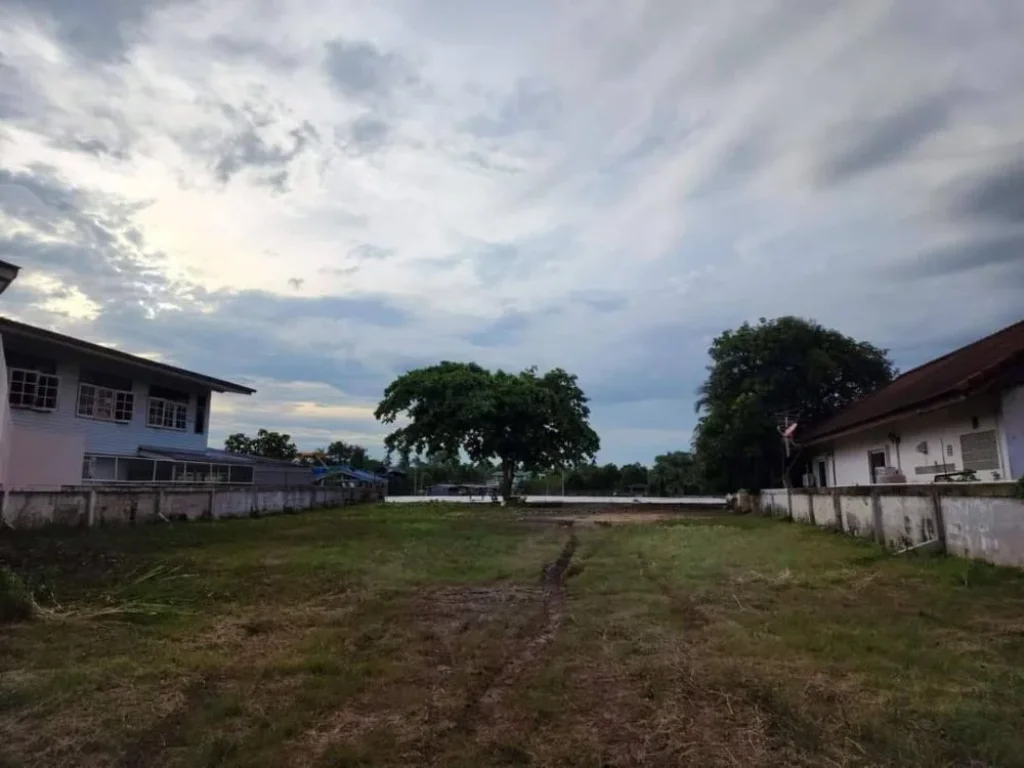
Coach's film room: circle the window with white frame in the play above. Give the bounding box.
[77,383,135,422]
[147,397,188,430]
[8,368,60,411]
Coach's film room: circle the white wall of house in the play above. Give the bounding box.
[8,358,212,458]
[809,392,1013,486]
[0,333,11,488]
[1001,384,1024,479]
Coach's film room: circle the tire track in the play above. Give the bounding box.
[454,534,579,733]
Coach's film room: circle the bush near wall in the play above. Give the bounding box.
[0,567,35,623]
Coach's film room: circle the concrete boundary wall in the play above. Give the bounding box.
[0,485,380,529]
[760,484,1024,567]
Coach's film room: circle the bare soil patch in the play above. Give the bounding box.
[520,511,684,526]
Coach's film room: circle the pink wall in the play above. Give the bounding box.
[6,426,85,490]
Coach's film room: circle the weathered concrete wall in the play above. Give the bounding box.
[944,497,1024,567]
[2,490,90,527]
[839,494,875,538]
[760,484,1024,567]
[790,492,812,523]
[761,488,789,516]
[878,494,937,548]
[94,490,159,524]
[0,485,377,529]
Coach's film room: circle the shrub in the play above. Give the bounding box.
[0,566,36,623]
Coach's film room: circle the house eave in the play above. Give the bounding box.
[799,393,970,447]
[0,317,255,395]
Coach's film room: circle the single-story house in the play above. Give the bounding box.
[798,319,1024,486]
[313,466,387,488]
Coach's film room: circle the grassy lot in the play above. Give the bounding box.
[3,505,1024,767]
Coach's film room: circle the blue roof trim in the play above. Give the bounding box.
[312,465,387,483]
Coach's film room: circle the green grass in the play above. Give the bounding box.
[3,505,1024,767]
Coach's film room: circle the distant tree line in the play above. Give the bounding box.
[516,452,702,496]
[225,316,895,496]
[224,433,387,472]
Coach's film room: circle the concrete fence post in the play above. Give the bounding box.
[870,490,884,545]
[930,489,948,553]
[832,490,843,531]
[87,489,97,527]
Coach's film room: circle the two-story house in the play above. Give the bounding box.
[0,315,258,490]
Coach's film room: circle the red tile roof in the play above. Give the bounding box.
[800,319,1024,444]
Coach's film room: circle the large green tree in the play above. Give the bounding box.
[375,362,600,499]
[693,317,894,492]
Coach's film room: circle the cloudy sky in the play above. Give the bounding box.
[1,1,1022,463]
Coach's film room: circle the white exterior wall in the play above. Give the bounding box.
[810,394,1011,486]
[8,358,211,457]
[0,332,11,488]
[1001,384,1024,480]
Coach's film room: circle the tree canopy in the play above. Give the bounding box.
[693,316,894,492]
[223,429,298,461]
[321,440,370,469]
[649,451,702,496]
[375,362,600,498]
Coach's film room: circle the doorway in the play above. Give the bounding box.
[868,449,887,483]
[816,459,828,488]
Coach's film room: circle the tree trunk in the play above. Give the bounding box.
[501,460,516,502]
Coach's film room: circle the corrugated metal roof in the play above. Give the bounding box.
[312,465,386,483]
[801,319,1024,443]
[138,446,298,465]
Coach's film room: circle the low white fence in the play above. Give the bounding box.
[385,494,727,506]
[761,484,1024,567]
[0,485,379,529]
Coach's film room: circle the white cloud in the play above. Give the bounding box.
[1,0,1022,462]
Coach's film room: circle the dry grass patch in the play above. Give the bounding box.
[3,506,1024,767]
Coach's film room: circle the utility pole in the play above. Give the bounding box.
[775,410,799,490]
